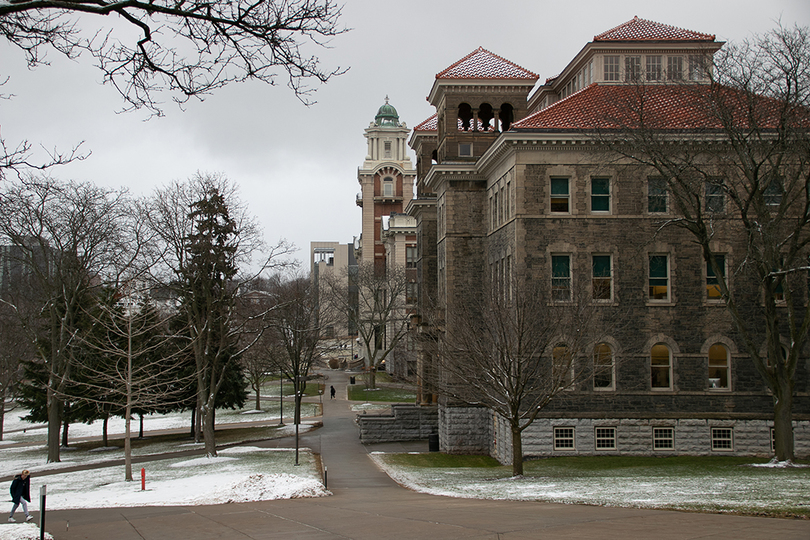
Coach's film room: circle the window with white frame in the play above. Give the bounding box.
[591,177,610,213]
[646,55,662,81]
[595,427,617,450]
[550,177,570,213]
[648,177,668,213]
[649,254,670,302]
[625,55,641,81]
[706,254,726,300]
[667,56,684,80]
[406,246,417,268]
[384,141,392,159]
[708,343,730,389]
[554,427,575,450]
[383,176,394,197]
[653,427,674,450]
[689,55,706,81]
[711,427,733,451]
[651,343,672,389]
[593,343,615,390]
[604,56,620,81]
[592,254,612,301]
[551,254,571,301]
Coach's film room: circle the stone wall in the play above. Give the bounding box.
[356,404,438,443]
[492,416,810,463]
[439,404,492,454]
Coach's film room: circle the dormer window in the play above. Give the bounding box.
[604,56,620,81]
[667,56,684,80]
[625,56,641,82]
[646,56,662,81]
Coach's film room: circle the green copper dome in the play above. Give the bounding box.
[374,96,400,127]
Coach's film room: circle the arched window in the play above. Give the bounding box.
[499,103,514,131]
[553,343,573,389]
[651,344,672,389]
[458,103,473,131]
[593,343,614,390]
[708,344,729,389]
[478,103,493,131]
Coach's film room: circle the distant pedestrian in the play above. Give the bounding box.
[8,469,32,522]
[330,385,336,399]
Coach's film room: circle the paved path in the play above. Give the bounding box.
[45,371,810,539]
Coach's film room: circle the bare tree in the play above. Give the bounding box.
[0,0,347,116]
[0,176,133,462]
[596,24,810,461]
[437,278,614,477]
[267,272,324,465]
[148,173,292,456]
[323,262,411,389]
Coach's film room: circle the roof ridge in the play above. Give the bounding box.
[414,113,438,131]
[435,47,538,80]
[594,16,715,42]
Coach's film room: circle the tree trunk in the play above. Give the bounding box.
[367,368,376,389]
[190,407,195,438]
[511,424,523,477]
[102,415,108,447]
[46,386,61,462]
[0,387,6,442]
[773,378,795,461]
[194,395,203,443]
[61,418,69,447]
[139,414,144,439]
[254,383,261,411]
[125,403,133,481]
[202,404,217,457]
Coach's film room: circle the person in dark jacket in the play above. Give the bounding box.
[8,469,32,522]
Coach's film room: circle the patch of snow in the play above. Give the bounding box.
[0,523,53,540]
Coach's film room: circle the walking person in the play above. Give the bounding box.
[330,385,336,399]
[8,469,32,522]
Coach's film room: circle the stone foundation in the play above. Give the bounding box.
[357,404,438,443]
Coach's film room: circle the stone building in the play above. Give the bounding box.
[405,17,809,459]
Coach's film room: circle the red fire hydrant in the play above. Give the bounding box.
[141,468,146,491]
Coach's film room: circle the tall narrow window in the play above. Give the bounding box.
[648,177,667,213]
[646,55,662,81]
[708,344,729,389]
[763,178,783,206]
[689,55,706,81]
[651,343,672,389]
[553,344,573,389]
[706,254,726,300]
[625,56,641,81]
[705,181,725,213]
[591,177,610,213]
[592,254,612,301]
[384,141,392,159]
[551,255,571,301]
[593,343,614,390]
[649,255,669,301]
[383,177,394,197]
[406,246,417,268]
[667,56,684,80]
[550,177,570,213]
[604,56,620,81]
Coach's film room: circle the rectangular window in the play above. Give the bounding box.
[649,255,669,301]
[689,55,706,81]
[550,177,570,213]
[763,178,783,206]
[383,181,394,197]
[648,177,667,213]
[384,141,392,159]
[552,255,571,302]
[593,343,614,390]
[554,427,575,450]
[667,56,684,80]
[705,181,725,213]
[706,254,726,300]
[406,282,418,304]
[604,56,620,81]
[459,143,472,157]
[711,428,734,451]
[625,56,641,81]
[406,246,417,268]
[653,427,674,450]
[646,55,662,81]
[591,177,610,213]
[592,254,612,301]
[595,427,617,450]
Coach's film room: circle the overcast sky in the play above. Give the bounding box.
[1,0,808,267]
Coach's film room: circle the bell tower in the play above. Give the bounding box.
[356,97,415,268]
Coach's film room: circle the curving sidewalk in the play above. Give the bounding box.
[45,370,810,540]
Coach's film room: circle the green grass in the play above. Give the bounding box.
[384,453,500,468]
[347,385,417,402]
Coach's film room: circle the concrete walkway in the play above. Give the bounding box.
[45,371,810,539]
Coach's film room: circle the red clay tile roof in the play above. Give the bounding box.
[414,114,438,131]
[595,16,715,42]
[436,47,538,80]
[512,84,801,131]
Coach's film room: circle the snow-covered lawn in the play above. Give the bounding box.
[370,453,810,517]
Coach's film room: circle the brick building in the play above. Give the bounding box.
[406,17,809,459]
